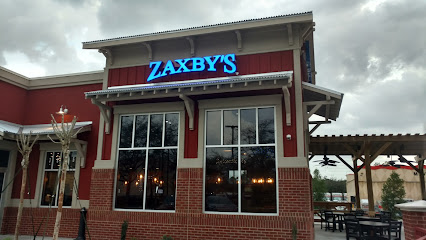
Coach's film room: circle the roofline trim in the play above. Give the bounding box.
[82,12,313,49]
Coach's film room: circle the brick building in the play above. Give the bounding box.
[0,12,343,239]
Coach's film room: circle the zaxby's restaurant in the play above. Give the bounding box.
[0,12,343,239]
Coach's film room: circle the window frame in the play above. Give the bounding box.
[113,111,180,212]
[39,150,77,208]
[203,106,279,216]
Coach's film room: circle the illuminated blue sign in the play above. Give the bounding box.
[147,53,237,82]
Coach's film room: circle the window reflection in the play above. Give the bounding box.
[241,147,276,213]
[258,108,275,144]
[205,147,238,212]
[134,115,148,147]
[146,149,177,210]
[240,109,256,144]
[206,111,221,145]
[41,151,76,207]
[115,150,146,209]
[149,114,164,147]
[120,116,133,148]
[115,112,179,211]
[223,110,238,145]
[205,107,277,214]
[164,113,179,147]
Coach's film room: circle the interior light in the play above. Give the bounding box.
[124,181,128,185]
[252,178,257,183]
[139,174,143,179]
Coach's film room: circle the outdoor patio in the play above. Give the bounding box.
[314,222,405,240]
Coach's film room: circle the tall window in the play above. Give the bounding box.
[41,151,77,207]
[205,107,277,214]
[115,113,179,210]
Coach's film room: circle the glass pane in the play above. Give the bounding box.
[45,152,55,169]
[0,150,9,168]
[119,116,134,148]
[164,113,179,146]
[258,108,275,144]
[68,151,77,170]
[149,114,164,147]
[240,109,256,144]
[63,172,74,206]
[205,147,238,212]
[223,110,238,145]
[41,172,58,206]
[115,150,146,209]
[241,147,276,213]
[146,149,177,210]
[134,115,148,147]
[53,152,62,169]
[206,111,221,145]
[0,173,4,202]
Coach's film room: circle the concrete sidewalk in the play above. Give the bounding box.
[0,236,73,240]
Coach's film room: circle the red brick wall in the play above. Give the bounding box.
[1,207,80,238]
[401,210,426,240]
[84,167,314,240]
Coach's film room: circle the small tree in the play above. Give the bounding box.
[14,132,39,240]
[312,169,327,202]
[382,171,406,219]
[49,111,80,240]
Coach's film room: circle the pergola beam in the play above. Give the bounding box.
[335,155,354,172]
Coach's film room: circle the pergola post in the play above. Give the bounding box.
[353,157,361,209]
[419,161,426,200]
[364,143,375,216]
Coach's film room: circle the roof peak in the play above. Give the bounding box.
[83,11,313,47]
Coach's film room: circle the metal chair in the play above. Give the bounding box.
[345,219,364,240]
[383,221,402,240]
[324,211,337,232]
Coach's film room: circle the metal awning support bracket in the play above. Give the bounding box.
[235,30,243,51]
[179,94,195,130]
[282,86,291,126]
[142,42,153,60]
[91,99,112,134]
[186,37,195,57]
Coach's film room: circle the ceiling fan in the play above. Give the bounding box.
[313,146,339,167]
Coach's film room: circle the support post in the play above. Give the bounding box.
[353,157,361,210]
[419,161,426,200]
[364,143,375,216]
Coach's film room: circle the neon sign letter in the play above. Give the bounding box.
[147,53,237,82]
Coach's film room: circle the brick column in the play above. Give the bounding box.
[396,200,426,239]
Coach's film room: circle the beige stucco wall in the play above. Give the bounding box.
[346,167,425,202]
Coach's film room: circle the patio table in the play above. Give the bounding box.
[359,221,389,238]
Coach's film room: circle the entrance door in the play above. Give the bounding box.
[0,150,10,228]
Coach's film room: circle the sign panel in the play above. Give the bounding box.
[147,53,237,82]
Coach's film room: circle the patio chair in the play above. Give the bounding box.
[345,219,364,240]
[324,211,337,232]
[319,209,326,229]
[380,211,392,222]
[382,221,402,240]
[344,213,357,221]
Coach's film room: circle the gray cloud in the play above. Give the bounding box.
[0,0,424,136]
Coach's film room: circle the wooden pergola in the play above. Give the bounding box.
[309,134,426,216]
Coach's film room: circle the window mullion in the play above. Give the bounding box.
[162,113,166,147]
[131,115,136,148]
[237,109,242,213]
[143,114,152,210]
[220,110,224,146]
[256,108,259,145]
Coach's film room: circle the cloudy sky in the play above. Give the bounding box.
[1,0,425,179]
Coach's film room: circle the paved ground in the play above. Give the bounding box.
[314,222,405,240]
[0,236,73,240]
[0,223,405,240]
